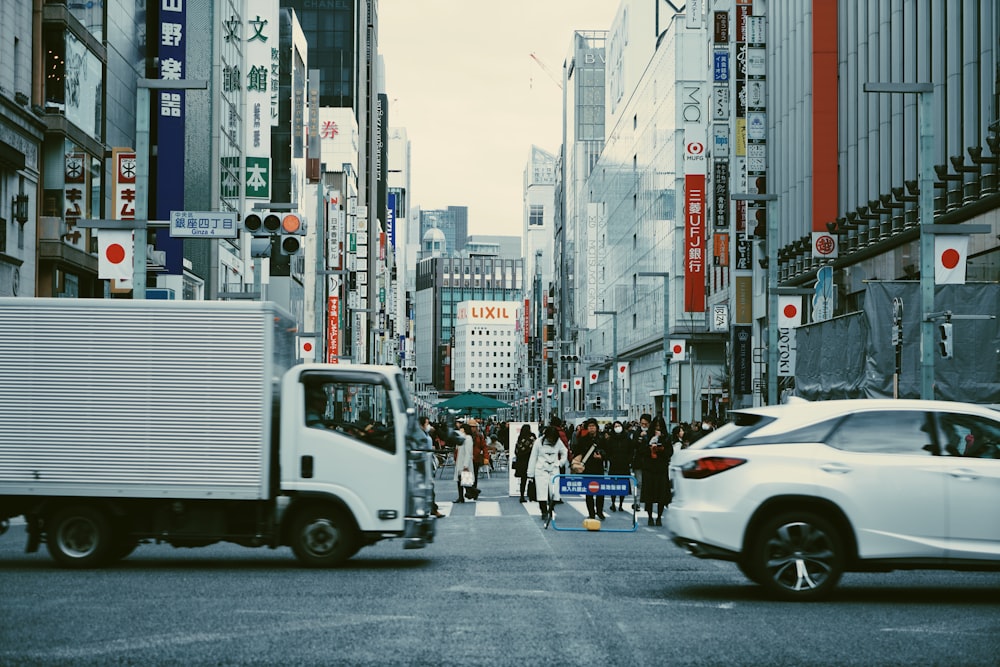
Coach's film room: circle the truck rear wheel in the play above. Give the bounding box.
[46,506,114,568]
[289,507,359,567]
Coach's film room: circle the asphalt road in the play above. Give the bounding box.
[2,473,1000,666]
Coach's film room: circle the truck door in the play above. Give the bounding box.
[289,371,406,532]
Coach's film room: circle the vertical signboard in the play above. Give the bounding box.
[327,295,340,363]
[63,152,87,253]
[155,0,186,275]
[387,192,397,253]
[683,77,707,313]
[733,325,753,394]
[244,4,275,201]
[586,203,600,327]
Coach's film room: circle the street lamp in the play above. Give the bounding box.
[637,271,670,419]
[594,310,618,419]
[732,193,778,405]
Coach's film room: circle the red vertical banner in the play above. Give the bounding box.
[327,295,340,363]
[685,174,707,312]
[524,298,530,344]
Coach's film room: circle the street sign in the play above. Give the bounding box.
[170,210,238,238]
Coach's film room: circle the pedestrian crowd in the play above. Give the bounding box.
[511,414,719,526]
[419,411,721,528]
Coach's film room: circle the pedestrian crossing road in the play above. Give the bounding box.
[440,497,644,526]
[439,472,650,529]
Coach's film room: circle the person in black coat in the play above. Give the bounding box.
[512,424,536,502]
[572,418,607,520]
[604,420,632,512]
[636,415,671,526]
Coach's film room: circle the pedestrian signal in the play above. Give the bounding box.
[938,322,953,359]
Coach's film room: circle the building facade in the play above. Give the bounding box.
[452,299,521,394]
[415,254,524,394]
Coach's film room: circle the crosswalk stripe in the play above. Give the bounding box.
[475,501,501,517]
[435,498,641,522]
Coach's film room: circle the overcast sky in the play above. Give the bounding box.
[378,0,621,239]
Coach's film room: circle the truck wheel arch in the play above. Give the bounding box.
[283,495,362,566]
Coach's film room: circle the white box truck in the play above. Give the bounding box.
[0,298,435,567]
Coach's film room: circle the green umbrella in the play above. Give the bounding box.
[435,390,511,417]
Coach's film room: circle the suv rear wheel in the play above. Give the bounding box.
[749,511,844,601]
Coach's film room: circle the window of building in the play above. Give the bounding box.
[529,204,544,226]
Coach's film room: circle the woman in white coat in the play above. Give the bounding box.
[452,422,475,502]
[527,425,568,521]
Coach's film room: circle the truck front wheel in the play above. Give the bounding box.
[46,506,114,568]
[289,507,359,567]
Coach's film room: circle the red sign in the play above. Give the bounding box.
[327,295,340,363]
[587,480,601,493]
[523,299,530,344]
[684,173,707,312]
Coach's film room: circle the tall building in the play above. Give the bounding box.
[554,28,608,416]
[419,206,468,255]
[550,0,1000,419]
[283,0,385,363]
[0,1,43,298]
[523,145,557,415]
[415,255,524,394]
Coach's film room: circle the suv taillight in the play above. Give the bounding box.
[680,457,747,479]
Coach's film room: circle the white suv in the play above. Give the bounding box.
[666,399,1000,600]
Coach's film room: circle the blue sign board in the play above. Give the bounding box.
[557,475,633,497]
[387,192,397,250]
[155,0,187,275]
[713,52,729,82]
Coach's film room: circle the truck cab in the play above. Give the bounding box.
[280,364,436,565]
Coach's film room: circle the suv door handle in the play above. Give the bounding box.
[819,462,852,474]
[948,467,979,481]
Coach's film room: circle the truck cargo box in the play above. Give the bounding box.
[0,298,296,501]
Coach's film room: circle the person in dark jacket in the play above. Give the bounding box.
[512,424,537,502]
[604,420,632,512]
[573,418,607,520]
[636,415,671,526]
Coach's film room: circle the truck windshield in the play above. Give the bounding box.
[302,375,396,454]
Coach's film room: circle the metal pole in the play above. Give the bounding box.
[611,316,618,419]
[595,310,618,419]
[918,90,936,399]
[133,86,150,298]
[663,277,669,419]
[638,272,670,419]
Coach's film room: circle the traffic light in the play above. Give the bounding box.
[559,354,580,362]
[938,322,954,359]
[595,395,602,409]
[279,213,304,255]
[243,211,273,258]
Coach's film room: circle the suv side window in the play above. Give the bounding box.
[825,410,934,455]
[936,412,1000,459]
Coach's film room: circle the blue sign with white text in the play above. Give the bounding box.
[558,475,633,497]
[714,52,729,82]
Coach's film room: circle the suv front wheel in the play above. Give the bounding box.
[749,511,844,601]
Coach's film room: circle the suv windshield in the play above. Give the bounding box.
[691,413,776,449]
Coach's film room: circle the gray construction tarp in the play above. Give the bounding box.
[794,281,1000,402]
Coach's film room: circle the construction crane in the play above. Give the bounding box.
[529,52,562,90]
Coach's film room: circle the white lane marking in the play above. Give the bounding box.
[475,501,501,516]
